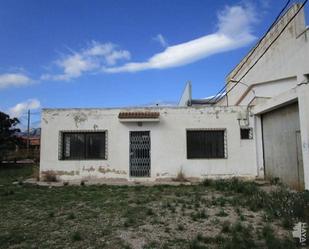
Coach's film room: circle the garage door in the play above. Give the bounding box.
[262,102,304,190]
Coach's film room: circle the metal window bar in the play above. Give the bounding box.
[240,128,253,140]
[60,131,106,160]
[187,130,226,159]
[130,131,151,177]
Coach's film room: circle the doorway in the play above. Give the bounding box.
[129,131,151,177]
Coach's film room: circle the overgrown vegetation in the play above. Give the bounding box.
[0,112,21,163]
[173,168,188,182]
[0,166,308,248]
[42,170,57,182]
[202,178,309,224]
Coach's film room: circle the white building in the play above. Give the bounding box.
[40,4,309,190]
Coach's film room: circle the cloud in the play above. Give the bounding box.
[42,41,131,81]
[3,3,258,84]
[42,54,97,81]
[153,34,168,47]
[84,42,131,66]
[0,73,33,89]
[103,4,257,73]
[217,4,257,37]
[9,99,41,118]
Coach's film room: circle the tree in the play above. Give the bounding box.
[0,111,20,162]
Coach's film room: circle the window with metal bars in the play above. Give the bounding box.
[186,130,226,159]
[61,132,106,160]
[240,128,253,139]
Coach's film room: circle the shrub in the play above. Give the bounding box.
[146,208,154,216]
[261,225,295,249]
[173,169,188,182]
[71,231,82,241]
[269,177,281,185]
[2,189,14,196]
[216,209,228,217]
[202,178,213,187]
[43,171,57,182]
[245,188,309,223]
[189,237,207,249]
[191,209,208,220]
[143,241,159,249]
[222,222,256,249]
[202,178,259,196]
[124,217,135,227]
[196,233,204,241]
[177,224,185,231]
[221,221,231,233]
[282,217,293,229]
[67,212,76,220]
[32,165,40,181]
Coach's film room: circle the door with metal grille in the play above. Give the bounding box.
[130,131,150,177]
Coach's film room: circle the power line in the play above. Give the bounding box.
[211,0,293,104]
[208,0,292,104]
[219,0,308,104]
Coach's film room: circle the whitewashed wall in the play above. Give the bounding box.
[219,4,309,190]
[225,5,309,106]
[40,106,257,182]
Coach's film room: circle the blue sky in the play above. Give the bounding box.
[0,0,308,128]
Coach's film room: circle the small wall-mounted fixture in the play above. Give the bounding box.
[237,112,249,127]
[297,74,309,86]
[137,122,143,127]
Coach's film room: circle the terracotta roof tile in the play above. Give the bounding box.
[118,111,160,119]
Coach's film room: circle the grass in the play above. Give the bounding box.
[0,165,308,248]
[0,164,34,184]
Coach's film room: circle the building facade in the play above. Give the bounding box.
[218,4,309,190]
[40,4,309,190]
[40,106,258,181]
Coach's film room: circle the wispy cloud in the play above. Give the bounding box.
[1,3,259,86]
[103,4,257,73]
[153,34,168,48]
[0,73,33,89]
[42,41,131,81]
[9,99,41,118]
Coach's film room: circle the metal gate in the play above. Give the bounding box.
[130,131,150,177]
[262,102,304,190]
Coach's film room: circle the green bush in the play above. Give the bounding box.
[71,231,82,241]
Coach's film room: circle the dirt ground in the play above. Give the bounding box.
[0,165,308,249]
